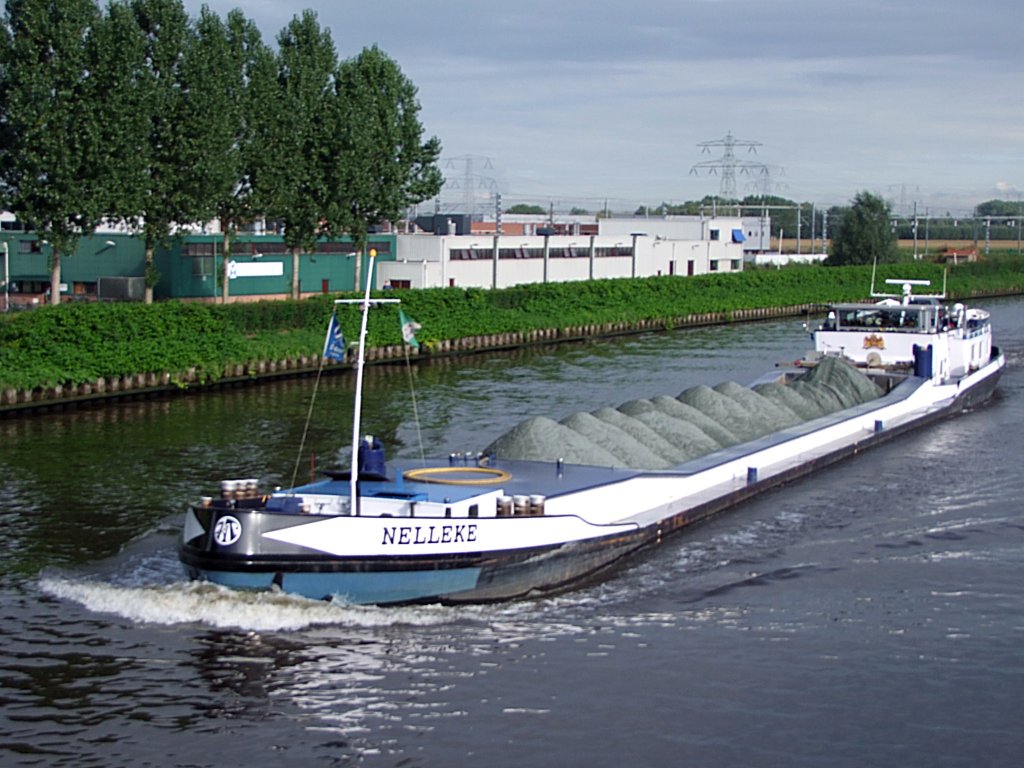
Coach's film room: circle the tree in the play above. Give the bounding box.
[90,1,149,232]
[254,12,337,301]
[826,191,897,266]
[180,6,273,303]
[333,45,442,290]
[976,199,1023,217]
[506,204,545,215]
[0,0,107,305]
[118,0,196,303]
[259,10,338,300]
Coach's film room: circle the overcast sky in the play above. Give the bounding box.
[184,0,1023,215]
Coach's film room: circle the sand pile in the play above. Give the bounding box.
[484,357,883,469]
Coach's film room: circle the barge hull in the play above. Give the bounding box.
[182,354,1003,606]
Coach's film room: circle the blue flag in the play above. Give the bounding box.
[323,313,346,361]
[399,308,421,350]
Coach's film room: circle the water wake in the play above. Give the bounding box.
[37,575,462,632]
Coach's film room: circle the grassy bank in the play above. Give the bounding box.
[2,260,1022,393]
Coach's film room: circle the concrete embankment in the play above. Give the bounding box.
[0,304,819,417]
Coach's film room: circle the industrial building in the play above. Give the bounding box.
[0,211,757,307]
[378,215,750,290]
[0,227,394,308]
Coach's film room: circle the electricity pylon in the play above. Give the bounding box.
[690,131,770,199]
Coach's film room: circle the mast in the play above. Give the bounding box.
[334,248,398,514]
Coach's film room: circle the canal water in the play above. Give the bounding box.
[2,301,1022,767]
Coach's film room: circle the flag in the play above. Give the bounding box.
[399,308,421,350]
[323,313,346,361]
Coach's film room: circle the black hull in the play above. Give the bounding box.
[180,512,652,605]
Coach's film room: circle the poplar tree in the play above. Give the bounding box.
[177,3,235,301]
[212,9,276,303]
[0,0,106,305]
[173,7,275,303]
[91,1,149,231]
[263,10,339,300]
[0,2,443,306]
[334,45,442,290]
[119,0,193,303]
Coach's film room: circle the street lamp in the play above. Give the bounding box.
[630,232,646,278]
[2,241,8,312]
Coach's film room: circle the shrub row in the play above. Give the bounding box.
[1,261,1021,392]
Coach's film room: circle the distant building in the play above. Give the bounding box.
[0,226,394,306]
[377,215,747,290]
[1,210,753,304]
[744,251,827,267]
[414,212,597,237]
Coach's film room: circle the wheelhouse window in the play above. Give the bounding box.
[834,306,934,331]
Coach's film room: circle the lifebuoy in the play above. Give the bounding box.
[403,466,513,485]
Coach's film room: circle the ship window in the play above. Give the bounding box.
[469,504,479,518]
[839,307,922,330]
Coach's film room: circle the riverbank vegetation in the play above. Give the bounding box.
[3,260,1023,393]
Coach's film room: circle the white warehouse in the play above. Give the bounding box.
[377,216,748,290]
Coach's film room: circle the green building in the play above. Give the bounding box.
[0,228,396,307]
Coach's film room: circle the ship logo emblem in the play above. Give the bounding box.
[863,334,885,350]
[213,515,242,546]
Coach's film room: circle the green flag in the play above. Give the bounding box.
[399,308,421,350]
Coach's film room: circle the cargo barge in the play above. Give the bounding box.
[179,276,1003,605]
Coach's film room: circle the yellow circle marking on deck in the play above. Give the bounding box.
[403,466,513,485]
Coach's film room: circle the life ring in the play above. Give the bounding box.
[403,466,513,485]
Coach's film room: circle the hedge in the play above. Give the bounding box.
[2,261,1021,391]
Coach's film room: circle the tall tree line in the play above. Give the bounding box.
[0,0,442,304]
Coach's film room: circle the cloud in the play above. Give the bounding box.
[181,0,1024,210]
